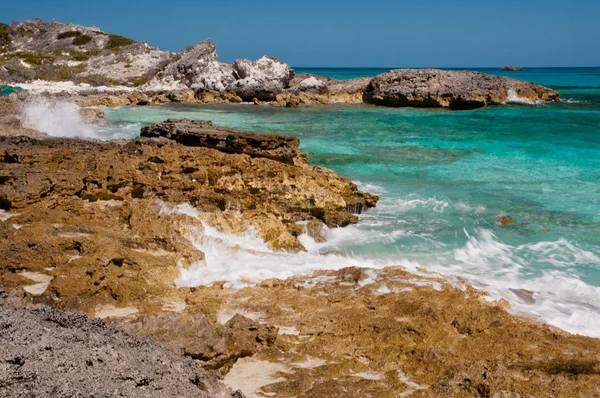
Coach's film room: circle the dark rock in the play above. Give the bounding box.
[140,118,305,164]
[501,66,524,71]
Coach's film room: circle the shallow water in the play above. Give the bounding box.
[102,68,600,337]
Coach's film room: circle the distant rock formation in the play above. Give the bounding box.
[363,69,559,110]
[0,19,561,109]
[501,66,524,71]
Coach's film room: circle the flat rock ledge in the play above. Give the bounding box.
[141,119,305,165]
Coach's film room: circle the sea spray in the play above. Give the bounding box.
[21,98,96,138]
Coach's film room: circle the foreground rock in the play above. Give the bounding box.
[364,69,560,109]
[0,289,237,397]
[141,119,304,165]
[195,267,600,397]
[0,129,376,316]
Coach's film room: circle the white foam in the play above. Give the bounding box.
[21,98,96,138]
[159,201,600,339]
[506,88,535,105]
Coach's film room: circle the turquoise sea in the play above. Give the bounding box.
[104,67,600,337]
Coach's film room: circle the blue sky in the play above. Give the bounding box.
[3,0,599,67]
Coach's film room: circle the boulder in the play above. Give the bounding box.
[140,118,304,165]
[363,69,560,110]
[160,39,236,91]
[227,56,294,101]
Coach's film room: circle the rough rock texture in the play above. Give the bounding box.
[119,312,278,372]
[224,56,295,101]
[158,40,236,92]
[141,119,303,165]
[187,267,600,397]
[364,69,560,109]
[0,131,376,316]
[1,19,173,86]
[0,291,238,397]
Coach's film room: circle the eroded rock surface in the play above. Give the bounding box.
[140,119,304,165]
[0,290,238,398]
[364,69,560,109]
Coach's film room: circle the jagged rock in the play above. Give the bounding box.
[158,40,236,92]
[0,296,238,397]
[140,118,304,165]
[119,312,277,372]
[227,56,294,101]
[364,69,560,110]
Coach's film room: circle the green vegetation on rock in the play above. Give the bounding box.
[57,30,82,40]
[72,35,92,46]
[0,23,10,47]
[105,34,136,50]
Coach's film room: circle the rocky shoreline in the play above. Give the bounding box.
[1,19,559,110]
[1,17,598,398]
[2,121,600,397]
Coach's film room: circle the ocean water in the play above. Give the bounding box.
[90,68,600,337]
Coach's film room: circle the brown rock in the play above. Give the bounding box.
[140,118,305,165]
[496,215,514,227]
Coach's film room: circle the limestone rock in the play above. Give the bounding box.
[295,76,328,94]
[140,118,304,165]
[158,40,236,92]
[364,69,560,110]
[227,56,294,101]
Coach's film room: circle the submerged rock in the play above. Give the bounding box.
[363,69,560,109]
[140,118,304,165]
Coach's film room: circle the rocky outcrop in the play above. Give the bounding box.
[363,69,560,110]
[225,57,294,101]
[501,66,524,71]
[158,40,236,92]
[141,119,304,165]
[0,292,238,397]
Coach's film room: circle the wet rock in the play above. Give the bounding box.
[500,66,524,71]
[140,118,304,165]
[79,107,106,125]
[495,215,514,227]
[364,69,560,109]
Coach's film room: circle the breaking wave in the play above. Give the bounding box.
[159,201,600,338]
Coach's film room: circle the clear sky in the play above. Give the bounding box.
[2,0,599,67]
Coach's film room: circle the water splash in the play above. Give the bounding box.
[21,98,95,138]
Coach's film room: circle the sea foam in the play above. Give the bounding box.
[21,98,96,138]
